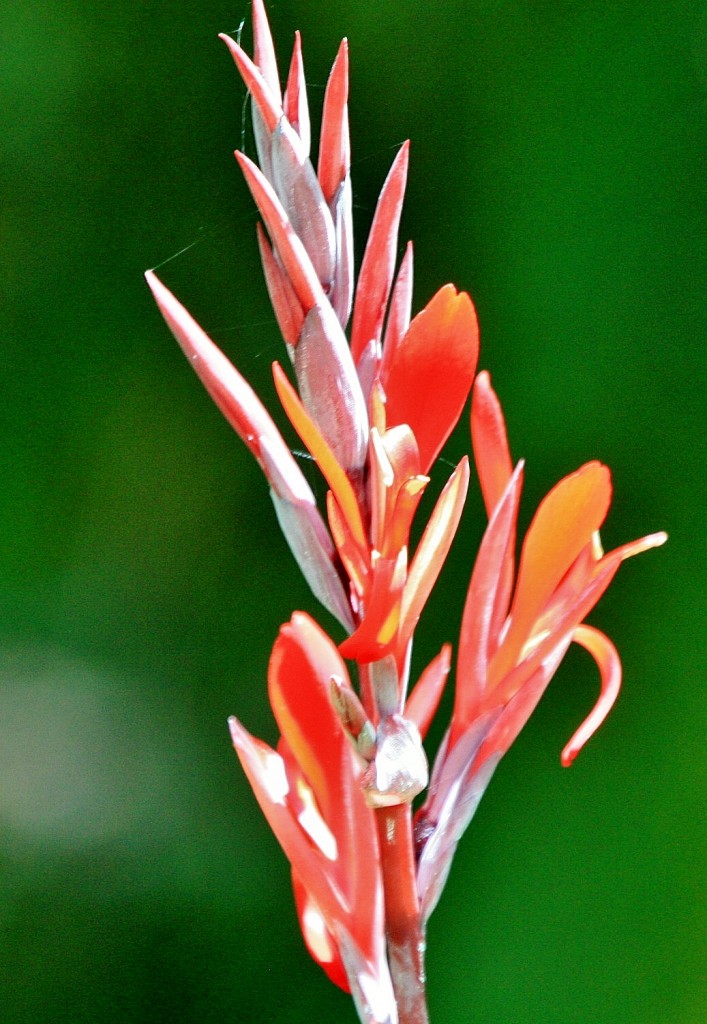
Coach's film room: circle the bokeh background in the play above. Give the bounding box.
[2,1,704,1021]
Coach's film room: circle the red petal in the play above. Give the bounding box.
[351,143,409,362]
[284,31,310,155]
[561,625,622,766]
[256,223,304,348]
[229,716,343,928]
[471,371,513,517]
[383,285,479,473]
[380,240,414,380]
[491,461,612,684]
[251,0,282,104]
[235,151,322,311]
[219,32,281,133]
[292,870,350,991]
[318,40,350,203]
[145,271,293,478]
[269,614,352,821]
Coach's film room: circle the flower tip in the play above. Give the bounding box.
[560,747,577,768]
[227,714,243,746]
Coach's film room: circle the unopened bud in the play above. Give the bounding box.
[362,714,428,808]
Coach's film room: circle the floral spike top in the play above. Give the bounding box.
[146,2,666,1022]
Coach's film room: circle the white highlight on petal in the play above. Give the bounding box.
[296,779,338,860]
[301,900,335,964]
[259,749,290,805]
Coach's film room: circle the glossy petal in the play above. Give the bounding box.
[382,285,479,473]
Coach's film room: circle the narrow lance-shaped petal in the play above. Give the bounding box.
[145,271,351,629]
[351,143,409,364]
[283,31,310,156]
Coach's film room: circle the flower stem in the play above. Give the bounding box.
[375,804,429,1024]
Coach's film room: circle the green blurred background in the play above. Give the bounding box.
[2,1,704,1021]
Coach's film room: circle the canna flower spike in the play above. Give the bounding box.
[147,2,666,1022]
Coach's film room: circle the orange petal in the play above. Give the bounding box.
[273,361,368,556]
[398,457,470,649]
[471,371,513,517]
[491,461,612,684]
[382,285,479,473]
[339,551,407,663]
[561,625,622,766]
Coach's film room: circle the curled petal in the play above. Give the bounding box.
[561,624,622,766]
[229,716,343,928]
[383,285,479,474]
[339,550,407,663]
[293,870,350,991]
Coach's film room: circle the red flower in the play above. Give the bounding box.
[230,612,397,1021]
[414,372,667,919]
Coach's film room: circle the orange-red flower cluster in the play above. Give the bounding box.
[147,3,665,1020]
